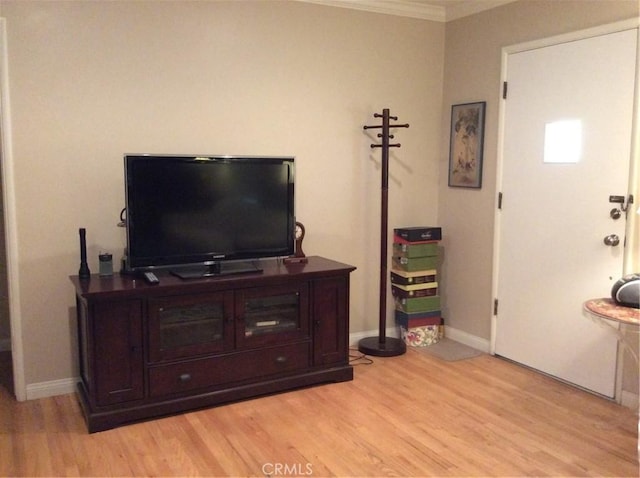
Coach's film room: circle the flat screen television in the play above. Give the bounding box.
[124,154,295,278]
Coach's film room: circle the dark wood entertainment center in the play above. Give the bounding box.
[69,256,356,432]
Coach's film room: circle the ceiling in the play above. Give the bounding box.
[299,0,518,22]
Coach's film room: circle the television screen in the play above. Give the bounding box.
[124,154,295,274]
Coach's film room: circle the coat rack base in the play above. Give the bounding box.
[358,336,406,357]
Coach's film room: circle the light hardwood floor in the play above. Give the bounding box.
[0,348,637,477]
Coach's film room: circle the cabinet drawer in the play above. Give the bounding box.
[148,342,310,398]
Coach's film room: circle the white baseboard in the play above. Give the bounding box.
[349,326,400,346]
[27,329,632,409]
[443,325,491,353]
[620,390,639,411]
[0,337,11,352]
[26,377,77,400]
[349,324,489,352]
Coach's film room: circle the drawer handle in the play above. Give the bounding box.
[275,355,287,364]
[179,373,192,382]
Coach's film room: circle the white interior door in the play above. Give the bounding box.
[495,28,637,398]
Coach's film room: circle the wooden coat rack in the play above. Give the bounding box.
[358,108,409,357]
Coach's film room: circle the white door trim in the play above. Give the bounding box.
[627,25,640,274]
[502,18,640,55]
[491,18,640,403]
[0,18,26,401]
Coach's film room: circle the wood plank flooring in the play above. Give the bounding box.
[0,348,637,477]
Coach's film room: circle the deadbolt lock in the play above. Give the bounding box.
[610,208,622,220]
[603,234,620,247]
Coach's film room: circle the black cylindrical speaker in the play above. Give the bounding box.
[78,228,91,279]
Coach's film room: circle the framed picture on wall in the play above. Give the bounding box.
[448,101,486,188]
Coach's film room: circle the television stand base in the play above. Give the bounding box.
[170,261,263,279]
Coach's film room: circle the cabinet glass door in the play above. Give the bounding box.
[237,284,309,347]
[148,292,233,362]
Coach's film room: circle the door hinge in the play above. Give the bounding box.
[498,192,503,209]
[502,81,508,99]
[493,298,499,315]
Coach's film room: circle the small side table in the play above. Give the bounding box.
[583,298,639,365]
[584,298,640,455]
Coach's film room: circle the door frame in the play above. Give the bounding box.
[0,18,26,401]
[491,18,640,403]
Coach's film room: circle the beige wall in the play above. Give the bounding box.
[439,0,639,393]
[1,0,638,398]
[0,0,444,388]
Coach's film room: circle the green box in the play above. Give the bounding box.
[394,295,441,313]
[392,255,438,272]
[393,242,438,258]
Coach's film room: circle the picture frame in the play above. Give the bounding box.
[448,101,486,188]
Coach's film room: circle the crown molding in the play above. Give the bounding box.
[445,0,517,21]
[296,0,518,22]
[296,0,446,22]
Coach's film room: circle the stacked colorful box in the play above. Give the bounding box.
[392,226,443,347]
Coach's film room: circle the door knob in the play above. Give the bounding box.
[609,208,622,220]
[603,234,620,246]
